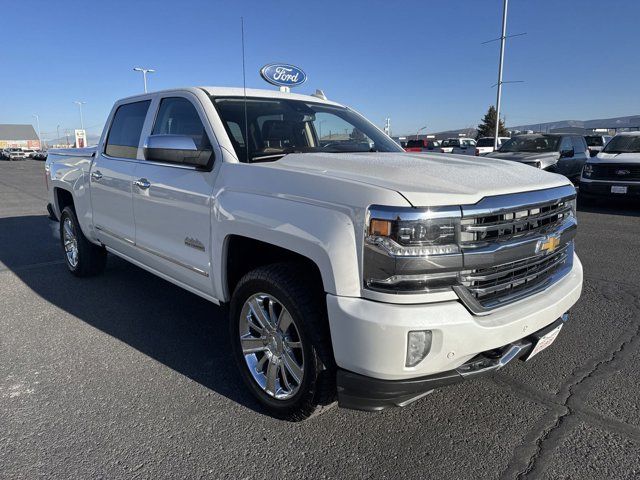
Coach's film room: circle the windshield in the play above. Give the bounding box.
[442,139,460,147]
[584,136,604,147]
[406,140,424,148]
[212,97,403,162]
[602,135,640,153]
[498,135,561,153]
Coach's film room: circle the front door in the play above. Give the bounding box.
[131,95,215,295]
[90,100,151,250]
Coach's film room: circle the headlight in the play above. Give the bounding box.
[364,206,463,293]
[582,163,593,178]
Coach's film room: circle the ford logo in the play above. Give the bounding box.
[260,63,307,87]
[615,169,631,176]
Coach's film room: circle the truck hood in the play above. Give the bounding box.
[486,151,560,170]
[265,152,570,206]
[591,152,640,164]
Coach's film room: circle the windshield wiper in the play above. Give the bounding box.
[249,148,303,162]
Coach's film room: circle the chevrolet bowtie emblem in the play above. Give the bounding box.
[536,234,560,254]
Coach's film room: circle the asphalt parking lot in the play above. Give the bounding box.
[2,160,640,479]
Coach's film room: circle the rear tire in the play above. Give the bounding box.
[229,263,336,421]
[59,206,107,277]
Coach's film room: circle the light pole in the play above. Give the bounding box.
[494,0,508,150]
[73,101,86,130]
[32,114,42,149]
[133,67,155,93]
[416,126,427,140]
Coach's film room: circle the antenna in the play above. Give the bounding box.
[241,17,249,163]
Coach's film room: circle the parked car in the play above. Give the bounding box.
[580,132,640,199]
[32,150,47,160]
[584,134,612,157]
[45,86,582,420]
[404,138,441,152]
[22,149,37,158]
[475,137,510,156]
[440,137,476,155]
[3,148,26,161]
[487,134,589,182]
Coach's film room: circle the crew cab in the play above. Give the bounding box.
[580,131,640,199]
[45,87,583,420]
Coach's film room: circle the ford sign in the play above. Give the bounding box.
[260,64,307,88]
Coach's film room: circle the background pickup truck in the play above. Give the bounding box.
[46,87,583,420]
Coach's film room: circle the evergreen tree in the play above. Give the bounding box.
[476,106,508,139]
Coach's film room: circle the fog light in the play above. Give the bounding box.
[406,330,432,367]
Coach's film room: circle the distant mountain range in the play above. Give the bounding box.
[509,114,640,133]
[403,114,640,140]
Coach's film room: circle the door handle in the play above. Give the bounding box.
[133,178,151,190]
[90,170,103,181]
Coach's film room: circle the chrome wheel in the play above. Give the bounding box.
[62,217,79,268]
[239,293,305,400]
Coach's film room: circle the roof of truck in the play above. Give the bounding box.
[201,86,343,106]
[115,87,344,108]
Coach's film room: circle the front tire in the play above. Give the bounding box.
[59,206,107,277]
[229,263,336,421]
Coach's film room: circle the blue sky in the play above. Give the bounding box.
[2,0,639,140]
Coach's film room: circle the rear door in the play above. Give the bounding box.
[131,93,217,295]
[90,100,151,252]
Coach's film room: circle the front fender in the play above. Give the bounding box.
[212,190,362,300]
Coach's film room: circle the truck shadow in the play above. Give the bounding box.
[0,214,263,415]
[577,196,640,217]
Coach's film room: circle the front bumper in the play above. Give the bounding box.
[326,253,582,382]
[337,315,568,411]
[580,179,640,198]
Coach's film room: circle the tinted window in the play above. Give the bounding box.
[152,97,208,148]
[571,136,586,153]
[499,135,561,153]
[559,137,573,152]
[584,135,603,147]
[476,138,495,147]
[406,140,425,148]
[105,100,151,159]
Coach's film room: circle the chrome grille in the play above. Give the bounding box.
[459,243,572,310]
[460,198,573,246]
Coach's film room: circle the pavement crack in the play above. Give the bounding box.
[502,306,640,479]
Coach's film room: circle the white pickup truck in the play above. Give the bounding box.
[45,87,583,420]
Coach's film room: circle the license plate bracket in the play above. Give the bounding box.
[611,185,628,194]
[524,324,563,361]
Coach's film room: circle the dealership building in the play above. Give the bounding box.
[0,124,41,150]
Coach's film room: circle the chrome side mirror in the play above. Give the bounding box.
[144,134,213,168]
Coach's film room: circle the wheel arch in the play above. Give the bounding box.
[222,234,327,302]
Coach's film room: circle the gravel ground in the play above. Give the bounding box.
[1,160,639,479]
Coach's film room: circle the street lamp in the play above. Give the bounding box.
[73,101,86,130]
[32,114,42,149]
[133,67,155,93]
[416,126,427,139]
